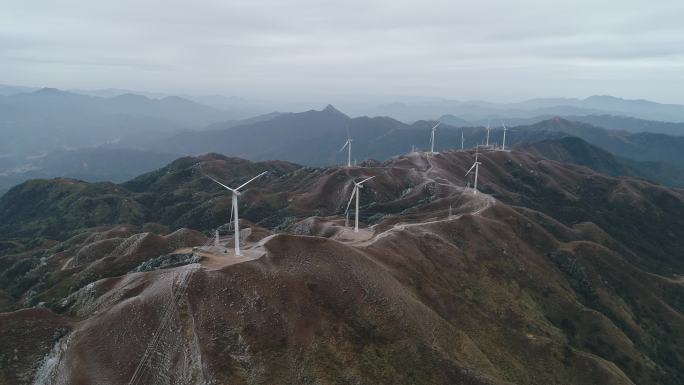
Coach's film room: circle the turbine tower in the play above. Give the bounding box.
[344,176,376,232]
[429,122,441,154]
[339,137,353,167]
[461,129,464,150]
[501,122,508,151]
[205,171,268,255]
[465,149,482,195]
[485,119,491,146]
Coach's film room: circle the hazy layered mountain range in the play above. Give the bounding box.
[141,107,684,187]
[0,87,230,157]
[3,87,684,385]
[366,95,684,123]
[440,114,684,137]
[3,85,684,195]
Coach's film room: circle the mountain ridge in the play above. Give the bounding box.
[364,95,684,122]
[1,148,683,384]
[148,109,684,187]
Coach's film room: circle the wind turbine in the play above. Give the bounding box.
[344,176,376,232]
[501,122,509,151]
[339,137,353,167]
[485,119,491,147]
[205,171,268,255]
[465,148,482,195]
[429,122,441,154]
[461,129,464,150]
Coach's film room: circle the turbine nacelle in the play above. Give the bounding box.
[339,138,352,151]
[465,163,480,176]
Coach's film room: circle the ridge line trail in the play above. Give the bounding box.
[353,152,496,246]
[396,151,495,225]
[358,192,494,247]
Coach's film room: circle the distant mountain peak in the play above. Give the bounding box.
[322,104,346,116]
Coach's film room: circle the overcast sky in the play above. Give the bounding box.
[1,0,683,104]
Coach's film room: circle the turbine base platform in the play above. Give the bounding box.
[191,245,265,270]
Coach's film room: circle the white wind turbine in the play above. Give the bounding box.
[344,176,376,232]
[339,137,353,167]
[501,122,509,151]
[465,148,482,195]
[205,171,268,255]
[485,119,491,146]
[429,122,441,154]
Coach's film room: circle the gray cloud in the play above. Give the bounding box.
[1,0,683,104]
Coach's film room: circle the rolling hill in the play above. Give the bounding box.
[1,149,683,384]
[516,137,684,187]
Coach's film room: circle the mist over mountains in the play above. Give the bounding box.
[3,85,684,195]
[3,84,684,384]
[5,0,684,381]
[364,95,684,123]
[0,88,229,156]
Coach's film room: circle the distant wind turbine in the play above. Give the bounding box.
[205,171,268,255]
[465,148,482,195]
[485,119,491,146]
[461,129,464,150]
[344,176,376,232]
[339,137,353,167]
[429,122,441,154]
[501,122,509,151]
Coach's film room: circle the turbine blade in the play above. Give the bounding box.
[205,175,236,192]
[344,186,357,214]
[358,175,376,185]
[339,140,349,152]
[432,122,441,130]
[465,163,476,176]
[236,171,268,191]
